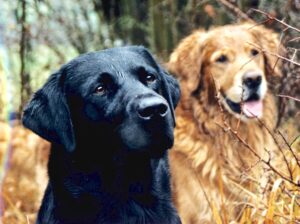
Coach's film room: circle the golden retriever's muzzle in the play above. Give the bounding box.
[243,72,262,92]
[224,71,265,118]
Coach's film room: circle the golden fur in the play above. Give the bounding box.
[168,23,282,223]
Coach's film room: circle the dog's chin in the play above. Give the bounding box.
[118,117,175,157]
[222,94,264,120]
[120,129,174,158]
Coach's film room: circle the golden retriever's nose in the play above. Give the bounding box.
[243,72,262,90]
[137,98,168,120]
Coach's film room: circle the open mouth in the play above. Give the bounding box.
[225,93,263,118]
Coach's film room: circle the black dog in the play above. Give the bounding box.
[22,46,181,224]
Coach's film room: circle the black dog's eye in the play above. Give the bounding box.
[145,74,156,83]
[216,55,228,63]
[137,67,157,85]
[251,49,259,56]
[94,85,106,95]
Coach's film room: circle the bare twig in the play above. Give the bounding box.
[288,48,299,62]
[248,42,300,67]
[277,130,300,168]
[194,171,214,219]
[227,126,299,187]
[288,36,300,43]
[256,117,294,182]
[251,9,300,33]
[282,187,300,207]
[290,135,300,148]
[277,94,300,102]
[247,19,272,30]
[216,0,254,22]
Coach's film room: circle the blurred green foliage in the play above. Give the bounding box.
[0,0,299,116]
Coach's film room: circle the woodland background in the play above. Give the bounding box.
[0,0,299,223]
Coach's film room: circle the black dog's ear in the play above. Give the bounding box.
[22,67,75,152]
[161,69,180,108]
[160,69,181,126]
[163,71,180,109]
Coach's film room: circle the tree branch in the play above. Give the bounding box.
[215,0,254,22]
[251,9,300,33]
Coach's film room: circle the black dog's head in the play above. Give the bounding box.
[22,46,180,158]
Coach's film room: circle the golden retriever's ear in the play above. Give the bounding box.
[249,24,283,77]
[167,30,206,93]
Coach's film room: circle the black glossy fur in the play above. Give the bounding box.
[22,46,181,224]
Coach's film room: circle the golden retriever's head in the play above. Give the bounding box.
[168,23,282,120]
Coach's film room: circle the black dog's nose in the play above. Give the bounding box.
[243,72,262,90]
[137,98,168,120]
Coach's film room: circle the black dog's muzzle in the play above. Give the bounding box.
[137,97,169,121]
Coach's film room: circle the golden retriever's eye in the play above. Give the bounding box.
[94,85,106,95]
[251,49,259,56]
[145,74,156,84]
[216,55,228,63]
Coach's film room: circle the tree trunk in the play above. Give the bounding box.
[19,0,32,114]
[149,0,169,58]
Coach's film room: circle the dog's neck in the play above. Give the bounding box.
[48,143,169,204]
[39,144,177,223]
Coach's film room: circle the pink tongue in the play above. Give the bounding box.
[242,100,263,118]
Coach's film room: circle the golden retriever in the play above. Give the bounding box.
[168,23,282,223]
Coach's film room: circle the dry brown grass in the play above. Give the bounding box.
[0,122,49,224]
[213,116,300,223]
